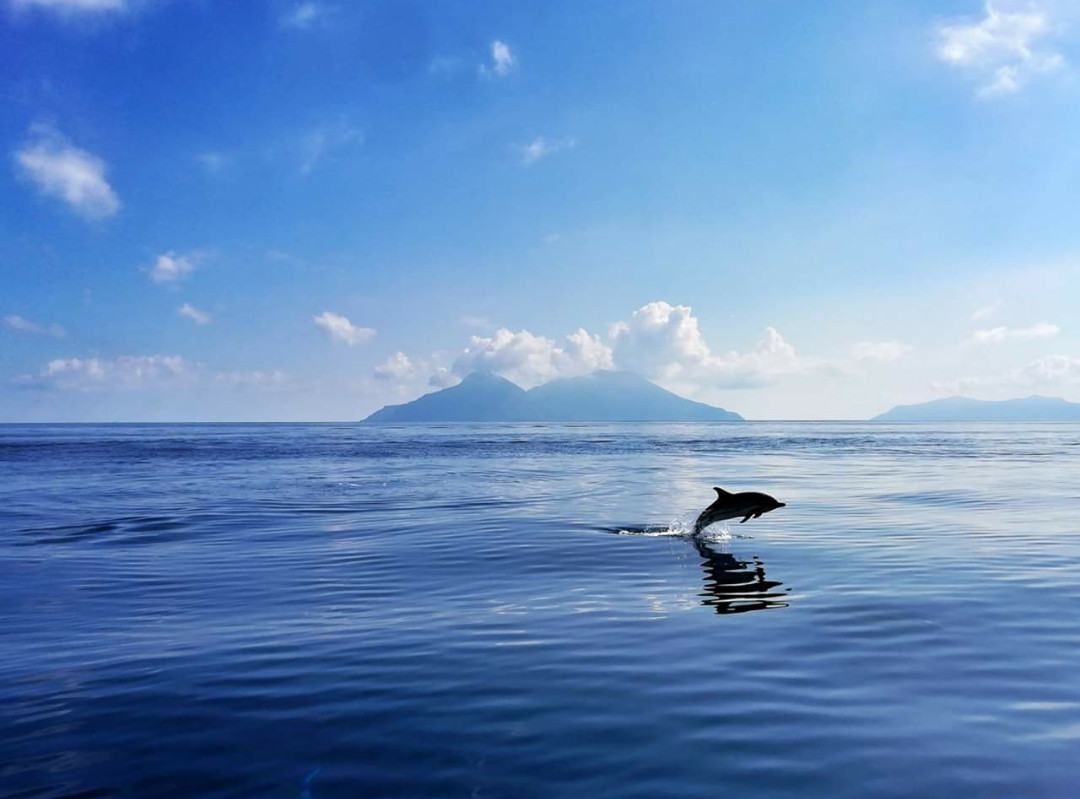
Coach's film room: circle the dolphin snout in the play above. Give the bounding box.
[777,502,786,507]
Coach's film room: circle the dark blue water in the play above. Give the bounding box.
[3,423,1080,798]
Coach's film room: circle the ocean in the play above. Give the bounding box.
[3,422,1079,798]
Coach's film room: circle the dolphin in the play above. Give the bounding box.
[693,487,785,535]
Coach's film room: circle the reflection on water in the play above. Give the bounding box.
[691,537,790,614]
[608,525,790,615]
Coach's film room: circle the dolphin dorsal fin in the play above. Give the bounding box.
[713,487,732,497]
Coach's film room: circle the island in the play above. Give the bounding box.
[872,395,1080,422]
[363,370,743,423]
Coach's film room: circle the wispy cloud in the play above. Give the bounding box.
[971,303,1000,321]
[16,354,291,393]
[459,315,491,329]
[938,354,1080,394]
[177,303,211,325]
[194,151,230,174]
[313,311,375,346]
[212,370,290,390]
[519,136,576,166]
[936,3,1065,97]
[970,322,1059,343]
[17,355,194,391]
[480,39,516,78]
[11,0,126,13]
[280,2,329,30]
[13,124,120,221]
[4,314,66,337]
[147,251,197,284]
[852,341,910,361]
[298,120,362,175]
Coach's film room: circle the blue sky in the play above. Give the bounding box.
[3,0,1079,420]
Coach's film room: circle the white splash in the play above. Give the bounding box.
[614,518,745,541]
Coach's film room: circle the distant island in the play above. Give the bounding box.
[363,370,743,423]
[873,395,1080,422]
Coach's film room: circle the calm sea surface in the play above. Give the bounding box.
[3,422,1080,798]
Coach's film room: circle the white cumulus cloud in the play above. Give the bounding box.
[313,311,375,346]
[13,125,120,221]
[936,3,1065,97]
[373,351,414,380]
[177,303,211,325]
[970,322,1059,343]
[148,251,197,284]
[480,39,516,78]
[4,314,66,338]
[608,301,816,390]
[453,327,613,389]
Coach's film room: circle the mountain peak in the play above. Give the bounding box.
[873,395,1080,422]
[363,369,742,423]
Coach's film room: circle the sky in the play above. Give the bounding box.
[3,0,1080,421]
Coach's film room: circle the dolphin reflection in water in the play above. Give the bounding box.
[608,527,790,615]
[691,536,790,614]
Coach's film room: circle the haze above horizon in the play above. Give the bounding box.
[4,0,1079,422]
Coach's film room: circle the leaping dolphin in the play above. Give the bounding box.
[694,487,785,535]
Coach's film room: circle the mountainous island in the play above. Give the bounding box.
[873,395,1080,422]
[363,370,743,423]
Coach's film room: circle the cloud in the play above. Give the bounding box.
[608,301,818,390]
[18,355,194,391]
[428,367,457,387]
[373,351,414,380]
[971,303,999,321]
[936,3,1065,97]
[520,136,576,166]
[11,0,126,13]
[280,2,328,29]
[313,311,375,346]
[147,251,197,284]
[4,314,66,338]
[177,303,211,325]
[13,125,120,221]
[1017,354,1080,384]
[15,354,291,393]
[453,327,613,389]
[970,322,1059,343]
[480,39,516,78]
[939,354,1080,394]
[852,341,911,361]
[299,121,362,175]
[212,370,290,390]
[459,315,491,329]
[194,151,229,174]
